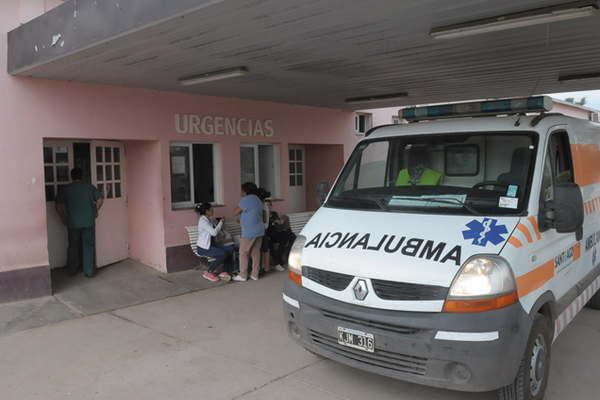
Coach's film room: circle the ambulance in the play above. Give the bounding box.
[282,96,600,400]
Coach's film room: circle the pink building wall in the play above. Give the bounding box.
[366,107,400,127]
[0,0,380,282]
[125,141,167,271]
[304,145,345,211]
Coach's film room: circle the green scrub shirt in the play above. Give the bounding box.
[57,182,102,228]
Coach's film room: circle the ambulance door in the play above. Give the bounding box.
[537,130,581,300]
[91,141,129,267]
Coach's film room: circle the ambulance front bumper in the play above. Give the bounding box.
[282,280,532,392]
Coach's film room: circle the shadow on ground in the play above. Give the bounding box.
[0,259,223,337]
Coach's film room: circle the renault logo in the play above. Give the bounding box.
[353,279,369,301]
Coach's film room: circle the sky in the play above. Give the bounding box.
[547,90,600,110]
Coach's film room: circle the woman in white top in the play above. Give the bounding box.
[195,203,234,282]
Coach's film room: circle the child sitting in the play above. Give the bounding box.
[195,203,235,282]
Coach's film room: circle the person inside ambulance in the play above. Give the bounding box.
[395,145,443,186]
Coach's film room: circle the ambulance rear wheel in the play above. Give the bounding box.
[497,314,551,400]
[587,290,600,310]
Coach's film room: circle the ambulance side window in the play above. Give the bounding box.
[355,141,390,189]
[539,131,574,231]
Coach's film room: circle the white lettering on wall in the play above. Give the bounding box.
[175,114,275,137]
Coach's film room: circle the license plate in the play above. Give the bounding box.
[337,327,375,353]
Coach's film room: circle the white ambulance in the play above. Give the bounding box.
[282,96,600,400]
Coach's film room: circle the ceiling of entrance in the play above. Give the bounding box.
[7,0,600,109]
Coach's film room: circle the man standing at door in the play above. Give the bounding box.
[56,168,104,278]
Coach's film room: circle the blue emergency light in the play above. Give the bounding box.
[400,96,553,121]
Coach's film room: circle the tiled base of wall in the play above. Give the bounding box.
[0,265,52,303]
[166,245,200,273]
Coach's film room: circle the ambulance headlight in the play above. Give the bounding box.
[444,256,518,313]
[288,235,306,276]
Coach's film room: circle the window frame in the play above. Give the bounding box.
[444,144,481,177]
[538,130,575,232]
[328,131,539,216]
[240,143,282,198]
[43,141,74,203]
[288,147,305,188]
[170,142,221,209]
[354,112,373,135]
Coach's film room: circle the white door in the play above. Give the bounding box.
[91,141,128,267]
[44,141,74,269]
[288,146,306,212]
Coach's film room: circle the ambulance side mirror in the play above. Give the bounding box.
[544,182,584,237]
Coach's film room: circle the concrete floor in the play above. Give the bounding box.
[0,259,224,337]
[0,272,599,400]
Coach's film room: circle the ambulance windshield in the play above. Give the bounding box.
[327,132,537,215]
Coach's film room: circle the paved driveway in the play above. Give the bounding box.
[0,272,598,400]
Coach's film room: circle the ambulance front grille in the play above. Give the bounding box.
[317,308,421,335]
[371,279,448,301]
[302,266,354,291]
[309,330,428,376]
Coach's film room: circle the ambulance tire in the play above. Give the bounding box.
[497,314,551,400]
[587,290,600,310]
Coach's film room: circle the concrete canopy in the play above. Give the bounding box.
[7,0,600,109]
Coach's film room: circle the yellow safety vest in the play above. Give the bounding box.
[395,168,443,186]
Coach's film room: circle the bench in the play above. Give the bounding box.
[287,211,315,235]
[184,225,216,268]
[222,211,314,239]
[185,211,315,267]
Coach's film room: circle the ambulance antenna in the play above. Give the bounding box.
[514,113,523,127]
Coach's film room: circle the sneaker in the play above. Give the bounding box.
[232,275,247,282]
[202,271,219,282]
[218,272,232,282]
[250,275,259,281]
[274,264,286,272]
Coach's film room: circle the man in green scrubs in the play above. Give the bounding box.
[56,168,103,277]
[396,147,443,186]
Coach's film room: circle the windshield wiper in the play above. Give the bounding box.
[390,196,479,215]
[331,195,389,211]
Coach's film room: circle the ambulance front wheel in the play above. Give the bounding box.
[587,290,600,310]
[497,314,551,400]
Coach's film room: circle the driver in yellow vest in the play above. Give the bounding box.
[395,147,443,186]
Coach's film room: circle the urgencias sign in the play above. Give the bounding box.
[175,114,274,137]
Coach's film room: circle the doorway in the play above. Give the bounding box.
[44,139,129,270]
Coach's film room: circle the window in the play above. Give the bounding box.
[356,141,389,189]
[240,144,280,197]
[445,145,479,176]
[289,148,304,187]
[95,145,123,199]
[539,131,574,230]
[354,113,373,135]
[329,132,537,216]
[170,143,219,208]
[43,145,71,202]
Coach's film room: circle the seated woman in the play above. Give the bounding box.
[268,212,296,271]
[195,202,235,282]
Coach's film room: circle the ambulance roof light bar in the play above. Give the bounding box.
[430,1,598,40]
[399,96,554,122]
